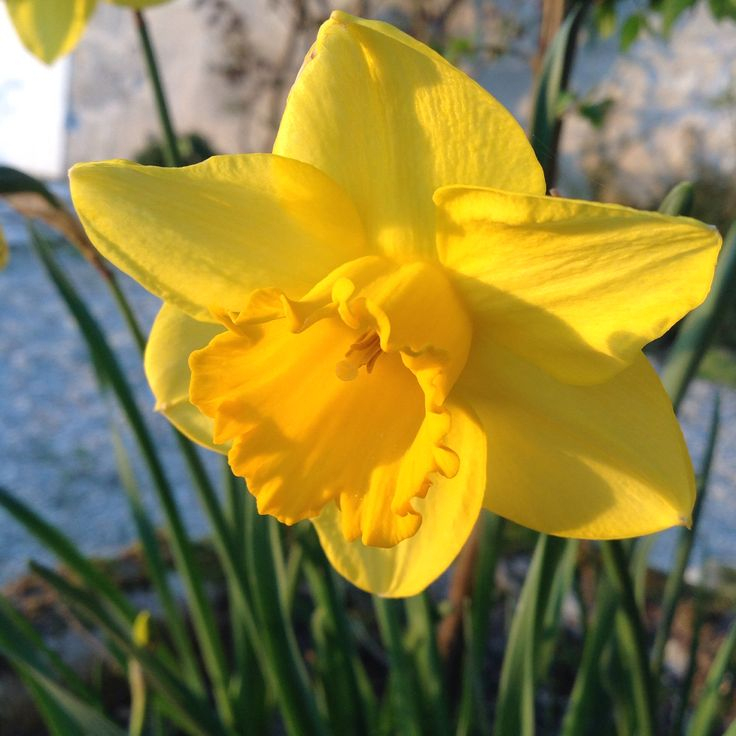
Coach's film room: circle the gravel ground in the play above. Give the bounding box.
[1,204,735,584]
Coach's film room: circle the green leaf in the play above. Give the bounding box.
[0,165,61,208]
[620,13,644,52]
[493,535,567,736]
[661,221,736,410]
[658,181,695,216]
[374,598,424,736]
[594,0,617,38]
[651,395,721,680]
[0,486,134,625]
[243,501,327,736]
[661,0,695,35]
[30,227,234,726]
[687,615,736,736]
[709,0,736,20]
[600,541,656,736]
[577,98,614,129]
[529,2,588,185]
[455,512,504,736]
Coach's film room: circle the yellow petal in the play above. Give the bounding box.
[461,346,694,538]
[312,401,486,597]
[274,11,544,262]
[144,303,227,453]
[70,155,367,321]
[7,0,97,63]
[189,256,472,547]
[436,186,721,384]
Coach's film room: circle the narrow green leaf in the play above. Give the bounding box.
[374,598,424,736]
[600,541,655,736]
[0,592,97,703]
[243,500,327,736]
[559,577,619,736]
[658,181,695,216]
[673,584,707,735]
[456,512,504,736]
[620,13,644,51]
[493,534,567,736]
[404,593,451,736]
[687,614,736,736]
[662,221,736,411]
[110,429,204,694]
[529,2,587,184]
[30,562,223,736]
[651,395,721,680]
[31,228,235,726]
[301,530,374,736]
[0,486,134,624]
[0,165,61,207]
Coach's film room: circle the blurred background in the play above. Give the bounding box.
[1,0,735,594]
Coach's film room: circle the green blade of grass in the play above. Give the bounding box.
[301,530,374,736]
[672,582,707,735]
[0,486,134,625]
[110,429,205,695]
[662,221,736,411]
[493,534,567,736]
[651,394,721,681]
[529,2,588,185]
[404,593,451,736]
[30,228,234,726]
[373,597,424,736]
[456,512,504,736]
[243,499,327,736]
[559,577,619,736]
[686,614,736,736]
[600,541,655,736]
[658,181,695,217]
[29,562,224,736]
[0,593,98,705]
[0,592,125,736]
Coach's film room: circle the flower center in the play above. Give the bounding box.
[335,330,383,381]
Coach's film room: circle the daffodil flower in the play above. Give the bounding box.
[70,11,721,597]
[6,0,170,64]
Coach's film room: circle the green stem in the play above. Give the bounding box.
[133,10,182,167]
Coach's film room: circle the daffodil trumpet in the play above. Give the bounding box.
[6,0,170,64]
[70,11,721,597]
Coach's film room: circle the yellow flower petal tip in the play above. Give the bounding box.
[70,11,721,595]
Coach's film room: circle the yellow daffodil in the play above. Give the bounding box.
[6,0,170,64]
[69,11,721,597]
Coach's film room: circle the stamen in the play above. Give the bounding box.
[335,330,383,381]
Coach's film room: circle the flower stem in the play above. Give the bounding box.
[133,10,182,167]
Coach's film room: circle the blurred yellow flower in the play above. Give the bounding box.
[70,11,721,596]
[6,0,170,64]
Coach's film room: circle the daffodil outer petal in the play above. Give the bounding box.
[312,400,486,597]
[274,10,545,262]
[436,186,721,385]
[461,347,694,538]
[69,155,368,321]
[144,303,227,453]
[189,256,473,548]
[7,0,97,63]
